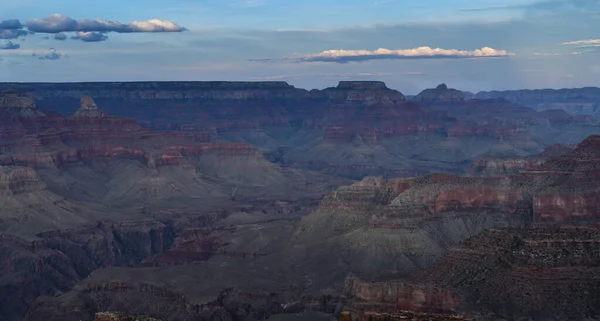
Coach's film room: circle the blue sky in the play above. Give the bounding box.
[0,0,599,93]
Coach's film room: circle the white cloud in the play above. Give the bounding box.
[562,39,600,47]
[251,46,515,63]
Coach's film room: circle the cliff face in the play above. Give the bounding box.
[468,144,573,177]
[342,276,460,313]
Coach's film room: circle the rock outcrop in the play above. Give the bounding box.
[339,276,462,320]
[412,83,466,106]
[423,226,600,320]
[73,96,106,118]
[0,166,46,194]
[468,144,573,177]
[0,94,47,118]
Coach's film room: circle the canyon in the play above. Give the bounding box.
[0,81,600,321]
[1,81,597,180]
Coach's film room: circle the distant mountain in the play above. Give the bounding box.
[475,87,600,115]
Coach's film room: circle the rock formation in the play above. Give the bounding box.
[340,276,461,317]
[422,226,600,319]
[73,96,107,117]
[0,93,47,118]
[412,83,466,105]
[468,143,573,177]
[294,175,527,278]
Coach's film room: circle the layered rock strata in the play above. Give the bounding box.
[423,226,600,320]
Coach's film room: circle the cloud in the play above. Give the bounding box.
[461,0,600,13]
[32,48,64,60]
[0,19,22,29]
[25,14,186,34]
[0,19,30,39]
[0,29,29,39]
[253,71,425,80]
[250,46,515,63]
[562,39,600,47]
[54,32,67,40]
[0,40,20,49]
[71,31,108,42]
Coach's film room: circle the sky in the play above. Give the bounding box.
[0,0,599,94]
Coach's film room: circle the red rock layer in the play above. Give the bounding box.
[340,276,464,321]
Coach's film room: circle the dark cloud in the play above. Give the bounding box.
[250,46,514,64]
[26,14,187,34]
[0,19,22,30]
[0,19,29,39]
[0,40,20,50]
[54,32,67,40]
[32,48,64,60]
